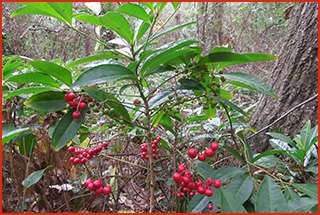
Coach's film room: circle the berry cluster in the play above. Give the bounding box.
[140,136,161,160]
[188,142,219,161]
[68,142,108,165]
[64,89,93,119]
[84,178,112,195]
[172,164,221,198]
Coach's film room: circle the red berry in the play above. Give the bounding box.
[88,149,95,155]
[70,157,75,162]
[77,96,85,102]
[195,180,203,187]
[180,181,187,188]
[182,176,191,184]
[198,154,206,161]
[205,188,213,197]
[210,142,219,151]
[217,206,221,209]
[64,95,70,102]
[85,179,93,186]
[73,111,81,119]
[86,154,93,159]
[188,148,197,159]
[155,136,161,141]
[213,179,221,188]
[197,186,205,194]
[208,204,213,210]
[87,97,93,102]
[82,151,88,157]
[152,143,157,148]
[207,178,213,186]
[95,187,103,195]
[93,180,102,188]
[87,183,95,191]
[190,192,195,197]
[80,158,87,164]
[176,193,181,197]
[89,85,95,88]
[73,157,80,164]
[188,182,196,190]
[177,164,186,173]
[68,146,75,153]
[173,173,181,182]
[153,154,158,160]
[183,187,188,192]
[102,186,111,195]
[145,155,149,160]
[102,142,108,148]
[184,171,192,177]
[205,148,215,157]
[152,148,157,153]
[67,92,75,100]
[69,100,78,108]
[180,192,185,197]
[79,102,87,109]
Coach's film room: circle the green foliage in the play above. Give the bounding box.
[22,165,53,188]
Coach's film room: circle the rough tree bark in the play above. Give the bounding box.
[249,2,318,153]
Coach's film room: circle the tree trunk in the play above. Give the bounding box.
[249,2,318,153]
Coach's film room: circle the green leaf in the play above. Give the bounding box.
[135,20,150,41]
[223,72,277,99]
[187,193,209,213]
[211,96,249,118]
[216,89,233,100]
[5,87,56,100]
[100,12,133,43]
[140,2,154,12]
[148,89,174,110]
[116,3,151,23]
[72,64,137,88]
[226,173,253,204]
[178,78,206,91]
[2,127,30,145]
[171,2,180,10]
[158,115,175,135]
[19,134,37,155]
[30,60,72,87]
[149,21,197,42]
[83,87,131,122]
[144,65,175,77]
[6,73,59,87]
[266,132,292,144]
[24,91,66,111]
[220,187,248,213]
[22,165,53,188]
[2,61,22,79]
[251,150,287,163]
[51,108,87,151]
[74,13,105,26]
[65,54,125,68]
[288,198,318,213]
[292,182,318,200]
[255,175,289,212]
[284,186,300,201]
[47,2,73,24]
[222,145,245,165]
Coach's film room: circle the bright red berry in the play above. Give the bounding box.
[87,97,92,102]
[205,148,215,157]
[155,136,161,141]
[188,182,196,190]
[73,111,81,119]
[64,95,70,102]
[188,148,197,159]
[77,96,85,102]
[93,180,102,188]
[89,85,95,88]
[87,183,95,191]
[195,180,203,187]
[182,176,191,184]
[80,158,86,164]
[208,204,213,210]
[79,102,87,109]
[73,157,80,164]
[95,187,103,195]
[180,192,185,197]
[102,186,112,195]
[205,188,213,197]
[70,157,75,163]
[210,142,219,151]
[217,206,221,209]
[198,154,206,161]
[197,186,205,194]
[177,164,186,173]
[102,142,108,148]
[153,154,158,160]
[184,171,192,177]
[173,173,181,182]
[190,192,195,197]
[207,178,213,186]
[69,100,78,108]
[68,146,75,153]
[86,154,93,159]
[85,179,93,186]
[213,179,221,188]
[67,92,75,100]
[176,193,181,197]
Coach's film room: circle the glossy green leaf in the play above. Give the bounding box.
[149,21,197,42]
[144,65,175,77]
[171,2,180,10]
[216,89,233,100]
[24,91,66,111]
[6,73,59,87]
[72,64,137,88]
[19,134,37,155]
[187,193,209,213]
[2,61,22,79]
[22,165,53,188]
[83,87,131,122]
[100,12,133,43]
[51,108,87,151]
[148,89,174,110]
[135,20,150,41]
[66,54,125,68]
[2,127,30,145]
[266,132,292,144]
[5,87,56,100]
[284,186,300,201]
[292,182,318,200]
[226,173,253,204]
[47,2,73,24]
[211,96,249,118]
[158,115,175,135]
[222,145,245,164]
[30,60,72,87]
[204,103,216,120]
[220,187,248,213]
[117,3,151,23]
[178,78,206,91]
[74,13,105,26]
[140,2,154,12]
[288,198,318,213]
[223,72,277,99]
[251,150,286,163]
[255,175,289,212]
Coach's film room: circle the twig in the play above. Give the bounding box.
[248,94,318,140]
